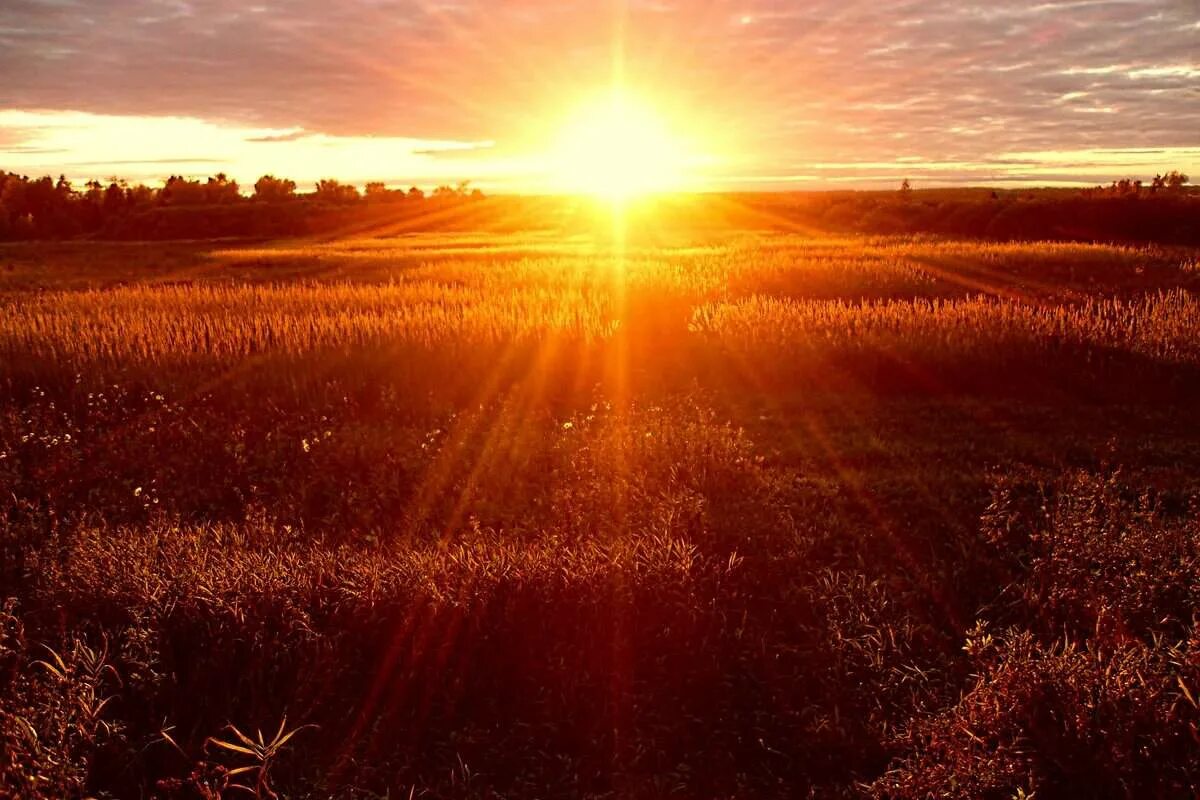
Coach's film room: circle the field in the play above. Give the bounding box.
[4,229,1200,798]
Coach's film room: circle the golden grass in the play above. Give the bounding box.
[691,289,1200,365]
[4,231,1200,799]
[2,234,1193,378]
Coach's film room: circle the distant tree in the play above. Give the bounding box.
[205,173,240,204]
[161,175,207,206]
[102,181,126,216]
[0,176,28,228]
[0,169,494,240]
[1101,178,1138,197]
[84,179,104,204]
[20,176,57,233]
[314,179,359,204]
[254,175,297,203]
[1165,170,1189,191]
[126,184,158,209]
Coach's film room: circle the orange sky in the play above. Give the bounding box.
[1,0,1196,191]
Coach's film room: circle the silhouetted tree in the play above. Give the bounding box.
[254,175,297,203]
[314,179,359,204]
[205,173,240,204]
[123,183,155,208]
[1165,170,1189,191]
[103,181,126,216]
[3,168,1191,244]
[162,176,207,206]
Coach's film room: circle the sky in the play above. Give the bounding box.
[1,0,1197,191]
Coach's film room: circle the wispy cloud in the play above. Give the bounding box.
[245,130,310,144]
[0,0,1195,187]
[0,110,503,188]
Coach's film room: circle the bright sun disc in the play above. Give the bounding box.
[550,94,692,200]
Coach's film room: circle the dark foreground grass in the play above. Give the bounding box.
[3,232,1200,798]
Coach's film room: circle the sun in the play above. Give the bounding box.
[549,93,695,201]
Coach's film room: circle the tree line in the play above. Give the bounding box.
[788,171,1198,245]
[0,172,484,240]
[2,168,1196,244]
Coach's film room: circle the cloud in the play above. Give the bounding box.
[63,158,226,166]
[0,109,512,188]
[0,0,1196,186]
[245,130,310,143]
[413,141,496,158]
[1,147,69,156]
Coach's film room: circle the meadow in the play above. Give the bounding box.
[4,229,1200,798]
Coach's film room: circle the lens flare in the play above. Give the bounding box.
[548,92,697,201]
